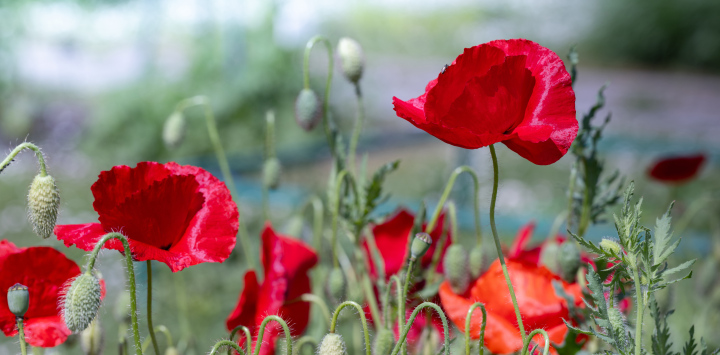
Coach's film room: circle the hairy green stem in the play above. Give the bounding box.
[329,301,371,355]
[348,84,365,173]
[521,329,550,355]
[229,325,252,355]
[255,315,292,355]
[330,170,358,267]
[303,36,335,152]
[209,340,246,355]
[146,261,160,355]
[426,166,482,244]
[632,265,643,355]
[488,145,526,344]
[301,195,324,251]
[361,273,383,329]
[299,294,332,326]
[1,142,47,176]
[17,317,27,355]
[465,303,487,355]
[390,302,450,355]
[382,275,402,329]
[399,259,416,355]
[293,336,317,355]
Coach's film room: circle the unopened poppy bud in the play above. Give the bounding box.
[558,241,581,282]
[163,111,186,149]
[410,233,432,261]
[80,319,104,355]
[444,245,470,294]
[607,305,628,346]
[337,37,364,84]
[599,238,622,255]
[27,173,60,239]
[373,328,395,355]
[294,88,322,131]
[165,347,179,355]
[469,245,484,279]
[262,157,281,190]
[539,241,560,274]
[326,268,347,303]
[63,272,102,333]
[7,283,29,317]
[318,333,346,355]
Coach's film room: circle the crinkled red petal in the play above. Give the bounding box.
[648,154,706,182]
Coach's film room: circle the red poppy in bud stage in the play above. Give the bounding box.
[393,39,577,165]
[361,208,452,281]
[0,244,80,347]
[226,224,318,355]
[648,153,706,183]
[508,221,594,267]
[439,259,583,354]
[55,162,239,272]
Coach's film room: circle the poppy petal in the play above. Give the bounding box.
[648,154,706,182]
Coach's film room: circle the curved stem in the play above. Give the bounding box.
[329,301,371,355]
[303,36,335,151]
[465,303,487,355]
[254,315,292,355]
[330,170,358,268]
[209,340,247,355]
[399,259,416,355]
[17,317,27,355]
[488,145,526,344]
[155,325,173,347]
[86,233,142,355]
[146,261,160,355]
[426,166,482,244]
[348,84,364,173]
[390,302,450,355]
[361,273,383,329]
[229,326,252,355]
[299,294,332,327]
[293,336,317,355]
[300,195,325,251]
[521,329,550,355]
[383,275,402,330]
[1,142,47,176]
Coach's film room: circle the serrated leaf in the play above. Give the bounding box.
[663,260,696,278]
[653,205,674,265]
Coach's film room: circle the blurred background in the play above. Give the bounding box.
[1,0,719,353]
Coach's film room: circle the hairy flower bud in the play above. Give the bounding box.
[410,233,432,261]
[294,88,322,131]
[558,241,581,282]
[80,319,104,355]
[7,283,29,317]
[327,268,347,303]
[163,111,186,149]
[318,333,346,355]
[599,238,622,255]
[373,328,395,355]
[469,245,484,279]
[63,272,102,333]
[607,305,628,346]
[444,245,470,294]
[262,157,282,190]
[538,241,559,274]
[337,37,364,84]
[27,174,60,239]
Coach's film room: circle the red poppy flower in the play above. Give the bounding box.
[226,224,318,355]
[439,259,583,354]
[54,161,239,272]
[508,221,595,268]
[393,39,577,165]
[0,246,81,347]
[361,208,452,281]
[648,154,706,183]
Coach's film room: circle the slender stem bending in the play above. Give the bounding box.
[1,142,47,176]
[426,166,482,244]
[329,301,371,355]
[390,302,450,355]
[465,303,487,355]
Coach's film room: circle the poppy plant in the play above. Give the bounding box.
[226,224,318,355]
[54,161,239,272]
[648,153,706,183]
[393,39,577,165]
[439,259,583,354]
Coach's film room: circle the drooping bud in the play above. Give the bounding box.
[7,283,29,317]
[294,89,322,131]
[318,333,347,355]
[326,268,347,303]
[558,241,581,282]
[599,238,622,255]
[607,305,628,347]
[373,328,395,355]
[27,173,60,239]
[63,272,102,333]
[337,38,364,84]
[80,319,104,355]
[538,241,560,274]
[262,157,282,190]
[162,111,186,149]
[444,245,470,294]
[468,245,484,279]
[410,233,432,261]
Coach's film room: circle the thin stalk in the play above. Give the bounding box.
[262,110,276,221]
[299,294,332,327]
[303,36,335,151]
[209,340,246,355]
[293,336,317,355]
[632,265,644,355]
[301,195,324,251]
[254,315,292,355]
[427,221,450,283]
[390,302,450,355]
[521,329,550,355]
[17,317,27,355]
[329,301,371,355]
[348,83,364,173]
[488,145,526,344]
[146,261,160,355]
[229,325,252,355]
[1,142,47,176]
[330,170,358,268]
[566,162,577,233]
[383,275,403,329]
[465,303,487,355]
[426,166,482,244]
[361,274,383,329]
[399,259,416,355]
[365,229,387,283]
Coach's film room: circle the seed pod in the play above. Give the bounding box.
[163,111,186,149]
[27,173,60,239]
[558,241,581,282]
[444,245,470,294]
[468,245,484,279]
[262,157,282,190]
[373,328,395,355]
[599,238,622,255]
[318,333,346,355]
[80,319,104,355]
[294,88,322,131]
[337,38,364,84]
[7,283,29,317]
[410,233,432,261]
[63,272,102,333]
[327,268,347,303]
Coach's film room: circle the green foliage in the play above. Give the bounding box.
[651,296,674,355]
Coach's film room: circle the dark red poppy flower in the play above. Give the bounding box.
[508,221,595,268]
[54,162,239,272]
[648,154,706,183]
[439,259,583,354]
[393,39,577,165]
[0,245,81,347]
[226,224,318,355]
[361,208,452,281]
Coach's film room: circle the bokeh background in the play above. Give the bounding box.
[1,0,719,353]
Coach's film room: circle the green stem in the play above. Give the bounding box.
[141,326,174,353]
[329,301,371,355]
[566,162,577,233]
[293,336,317,355]
[254,315,292,355]
[366,229,387,283]
[301,196,324,251]
[465,303,487,355]
[348,83,365,173]
[299,293,332,327]
[1,142,47,176]
[303,36,335,152]
[632,265,643,355]
[427,221,450,283]
[87,233,142,355]
[521,329,550,355]
[399,259,416,355]
[146,261,160,355]
[262,110,276,221]
[17,317,27,355]
[330,170,358,268]
[390,302,450,355]
[361,274,383,329]
[209,340,247,355]
[229,325,252,355]
[383,276,402,329]
[426,166,482,244]
[488,145,526,344]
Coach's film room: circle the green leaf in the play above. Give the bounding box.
[682,326,698,355]
[664,260,696,278]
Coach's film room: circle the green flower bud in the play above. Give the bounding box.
[7,283,29,317]
[373,328,395,355]
[539,241,560,274]
[163,111,186,149]
[294,88,322,131]
[599,238,622,255]
[327,268,347,303]
[262,157,282,190]
[80,319,104,355]
[318,333,346,355]
[27,173,60,239]
[337,37,364,84]
[607,305,628,346]
[558,241,581,282]
[63,272,102,333]
[410,233,432,261]
[468,245,484,279]
[444,245,470,294]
